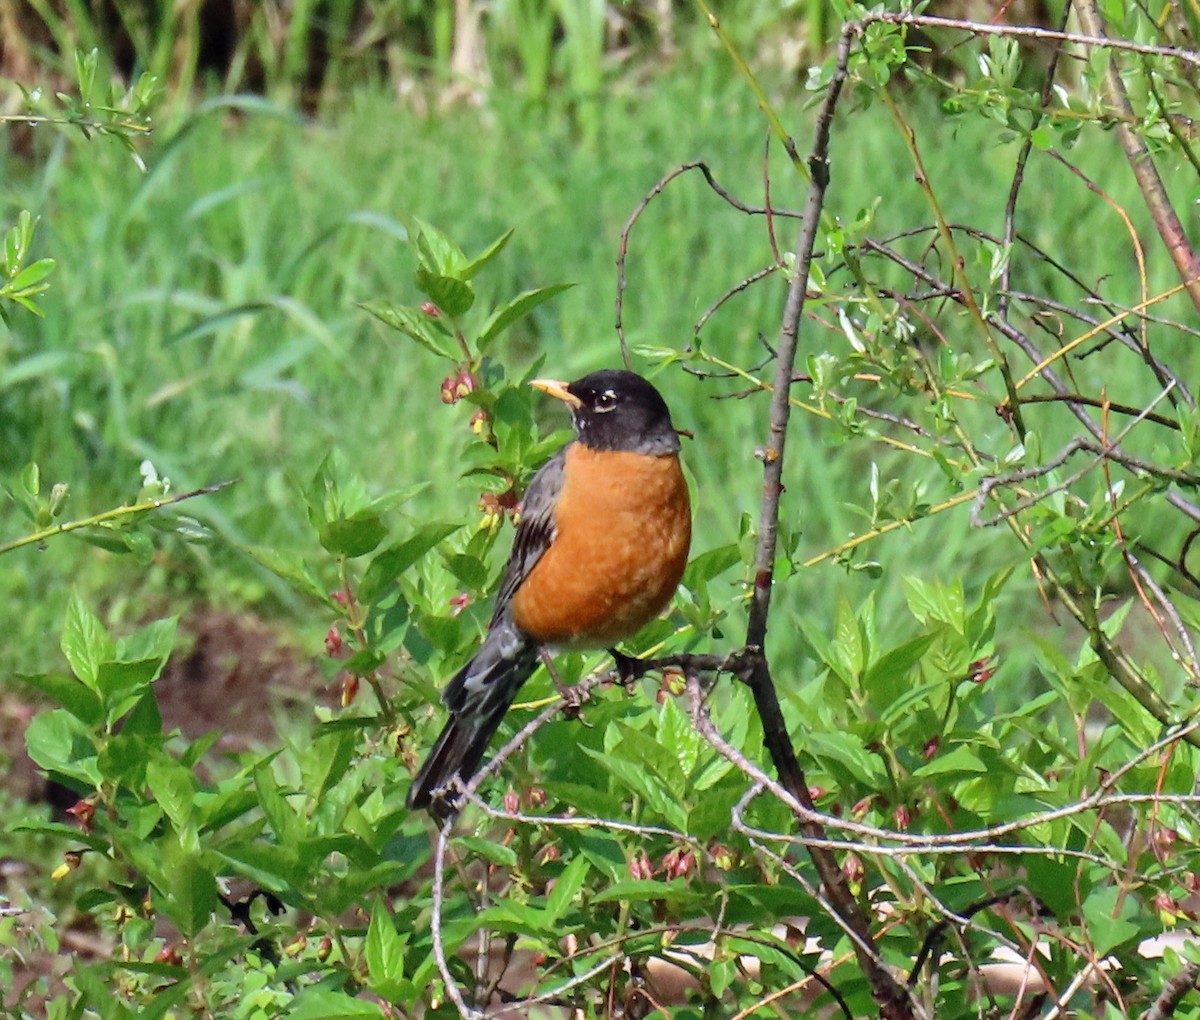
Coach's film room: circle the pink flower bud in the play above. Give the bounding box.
[324,626,343,657]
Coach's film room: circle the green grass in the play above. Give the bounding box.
[2,55,1196,692]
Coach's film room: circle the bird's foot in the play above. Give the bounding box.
[559,683,592,719]
[428,782,464,824]
[609,648,647,689]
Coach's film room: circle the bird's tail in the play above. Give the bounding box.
[407,625,538,818]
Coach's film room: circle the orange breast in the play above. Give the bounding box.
[512,446,692,648]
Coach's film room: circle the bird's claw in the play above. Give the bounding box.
[609,648,646,689]
[560,683,591,720]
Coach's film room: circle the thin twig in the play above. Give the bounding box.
[997,1,1068,324]
[0,480,235,556]
[867,11,1200,68]
[614,161,802,366]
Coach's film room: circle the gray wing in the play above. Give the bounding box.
[489,445,567,627]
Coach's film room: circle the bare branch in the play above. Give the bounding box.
[1072,0,1200,315]
[1143,961,1200,1020]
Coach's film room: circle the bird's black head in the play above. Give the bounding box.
[531,369,680,454]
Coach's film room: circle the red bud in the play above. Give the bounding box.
[67,799,96,834]
[662,847,696,880]
[843,853,864,885]
[851,796,874,819]
[455,370,475,399]
[628,850,653,881]
[969,658,996,684]
[324,626,343,657]
[709,843,734,870]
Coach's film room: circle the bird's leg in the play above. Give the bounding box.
[538,648,566,691]
[539,649,588,719]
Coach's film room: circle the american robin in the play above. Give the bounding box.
[407,369,692,818]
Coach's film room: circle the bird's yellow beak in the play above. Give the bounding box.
[529,378,583,408]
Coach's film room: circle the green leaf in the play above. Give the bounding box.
[544,854,590,925]
[863,634,936,714]
[658,696,700,778]
[361,301,458,361]
[412,218,468,276]
[453,836,518,868]
[9,256,54,291]
[682,543,741,589]
[461,228,513,278]
[25,708,101,787]
[805,731,883,786]
[413,267,474,317]
[20,461,39,497]
[97,658,164,723]
[584,738,687,829]
[100,731,158,788]
[287,990,387,1019]
[117,617,177,664]
[833,596,864,678]
[319,511,388,558]
[903,576,966,632]
[146,755,198,830]
[300,729,358,803]
[155,835,217,938]
[913,743,987,777]
[9,819,110,853]
[70,964,135,1019]
[365,898,410,1002]
[122,529,155,564]
[254,762,302,845]
[478,283,574,347]
[591,879,700,907]
[1082,886,1140,957]
[244,545,331,603]
[18,672,102,725]
[214,843,300,893]
[359,523,460,605]
[121,689,164,739]
[880,677,948,726]
[62,595,114,689]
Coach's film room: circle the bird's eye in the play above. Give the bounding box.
[594,390,618,413]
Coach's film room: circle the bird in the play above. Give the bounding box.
[407,369,692,819]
